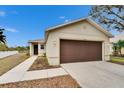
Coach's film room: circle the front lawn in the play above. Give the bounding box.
[0,53,29,76]
[28,56,60,71]
[110,56,124,62]
[0,75,80,88]
[109,56,124,65]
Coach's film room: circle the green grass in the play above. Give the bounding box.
[0,53,29,76]
[110,56,124,63]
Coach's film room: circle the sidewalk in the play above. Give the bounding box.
[0,55,68,84]
[0,56,38,84]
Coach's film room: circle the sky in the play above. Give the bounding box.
[0,5,120,47]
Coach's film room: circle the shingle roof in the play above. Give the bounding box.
[28,39,45,44]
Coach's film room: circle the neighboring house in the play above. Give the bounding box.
[110,33,124,54]
[29,18,113,65]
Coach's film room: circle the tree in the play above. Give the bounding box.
[89,5,124,32]
[0,43,8,51]
[112,40,124,56]
[0,28,6,44]
[117,40,124,56]
[112,42,118,56]
[8,46,29,52]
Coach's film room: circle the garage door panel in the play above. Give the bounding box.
[60,40,102,63]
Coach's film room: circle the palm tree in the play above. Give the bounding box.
[0,28,6,44]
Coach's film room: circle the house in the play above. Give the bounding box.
[29,18,113,65]
[28,39,45,56]
[110,33,124,54]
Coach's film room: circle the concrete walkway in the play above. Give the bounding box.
[0,56,38,84]
[21,68,68,81]
[0,55,68,84]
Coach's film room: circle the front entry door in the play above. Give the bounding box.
[34,45,38,55]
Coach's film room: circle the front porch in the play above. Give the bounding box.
[28,39,45,56]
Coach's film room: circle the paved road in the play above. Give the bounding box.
[61,61,124,88]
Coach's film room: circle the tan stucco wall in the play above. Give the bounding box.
[38,44,45,56]
[46,21,110,65]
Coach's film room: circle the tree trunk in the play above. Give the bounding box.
[119,48,122,56]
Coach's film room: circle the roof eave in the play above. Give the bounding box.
[45,17,87,32]
[86,18,113,38]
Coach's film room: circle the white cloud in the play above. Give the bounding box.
[0,25,18,33]
[59,16,71,23]
[64,19,70,23]
[6,28,18,32]
[59,16,66,19]
[0,10,18,17]
[0,11,6,17]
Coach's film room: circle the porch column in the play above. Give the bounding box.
[29,43,33,56]
[38,43,41,56]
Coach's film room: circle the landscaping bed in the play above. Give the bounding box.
[0,53,29,76]
[0,75,80,88]
[28,56,60,71]
[108,56,124,65]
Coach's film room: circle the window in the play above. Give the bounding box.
[41,45,44,49]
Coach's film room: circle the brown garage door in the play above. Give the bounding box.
[60,40,102,63]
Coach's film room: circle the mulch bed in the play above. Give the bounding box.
[0,75,80,88]
[28,56,60,71]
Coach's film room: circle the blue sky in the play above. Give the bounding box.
[0,5,120,47]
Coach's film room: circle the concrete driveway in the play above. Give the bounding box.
[61,61,124,88]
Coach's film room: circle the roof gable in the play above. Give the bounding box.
[45,18,113,42]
